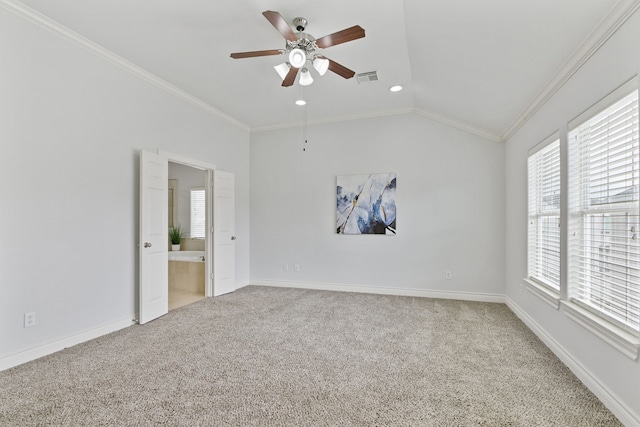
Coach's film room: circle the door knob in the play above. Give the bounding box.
[231,236,236,241]
[144,242,152,248]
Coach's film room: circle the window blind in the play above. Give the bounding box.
[568,89,640,334]
[528,137,561,290]
[190,188,206,239]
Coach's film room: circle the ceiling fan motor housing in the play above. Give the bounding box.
[286,31,319,66]
[293,17,307,32]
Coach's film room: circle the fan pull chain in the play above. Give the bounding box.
[303,104,308,151]
[302,87,308,152]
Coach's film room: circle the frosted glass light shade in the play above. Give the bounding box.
[313,57,329,76]
[274,62,290,80]
[299,68,313,86]
[288,48,306,68]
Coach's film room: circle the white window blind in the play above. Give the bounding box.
[568,87,640,335]
[190,188,206,239]
[528,137,561,291]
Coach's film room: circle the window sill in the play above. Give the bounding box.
[561,301,640,360]
[524,278,560,309]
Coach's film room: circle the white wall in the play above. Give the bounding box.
[251,113,505,298]
[504,9,640,426]
[0,7,250,364]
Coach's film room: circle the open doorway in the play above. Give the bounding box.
[140,149,235,324]
[167,161,207,310]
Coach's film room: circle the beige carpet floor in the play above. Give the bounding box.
[0,286,622,426]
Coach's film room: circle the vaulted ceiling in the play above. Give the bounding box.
[10,0,637,141]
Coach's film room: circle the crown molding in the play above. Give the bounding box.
[500,0,640,141]
[413,108,503,143]
[0,0,250,132]
[9,0,631,142]
[251,106,503,143]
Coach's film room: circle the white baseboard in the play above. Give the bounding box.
[234,280,250,290]
[0,315,136,372]
[250,279,505,303]
[506,298,639,427]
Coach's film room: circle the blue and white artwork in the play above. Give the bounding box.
[337,173,397,235]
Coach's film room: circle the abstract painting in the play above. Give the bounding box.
[337,173,397,235]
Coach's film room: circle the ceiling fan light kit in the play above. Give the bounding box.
[288,48,307,68]
[274,62,291,80]
[313,57,330,76]
[299,68,313,86]
[230,10,365,87]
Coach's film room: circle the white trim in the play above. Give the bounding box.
[413,108,503,143]
[250,279,505,303]
[159,150,216,171]
[506,298,640,427]
[234,280,251,291]
[528,131,560,156]
[0,316,135,371]
[0,0,249,131]
[3,0,638,141]
[561,300,640,360]
[568,75,638,131]
[251,108,503,144]
[524,278,561,310]
[501,0,640,141]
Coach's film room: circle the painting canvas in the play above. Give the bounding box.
[337,173,397,235]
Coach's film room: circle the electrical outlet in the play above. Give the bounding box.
[283,264,289,271]
[445,271,452,280]
[294,264,300,272]
[24,312,36,328]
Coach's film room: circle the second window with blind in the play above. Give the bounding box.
[528,135,561,291]
[526,77,640,350]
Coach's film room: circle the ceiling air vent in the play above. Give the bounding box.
[356,71,379,84]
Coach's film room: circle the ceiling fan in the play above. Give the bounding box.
[230,10,365,87]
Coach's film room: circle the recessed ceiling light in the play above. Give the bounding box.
[389,85,403,93]
[295,99,306,106]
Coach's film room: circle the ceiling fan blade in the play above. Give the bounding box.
[282,67,299,87]
[263,10,297,42]
[230,49,283,59]
[323,57,356,79]
[315,25,365,49]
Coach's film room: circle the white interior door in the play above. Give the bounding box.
[213,170,235,296]
[139,150,168,324]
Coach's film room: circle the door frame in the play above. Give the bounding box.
[159,150,215,297]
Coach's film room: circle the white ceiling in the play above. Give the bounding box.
[11,0,633,140]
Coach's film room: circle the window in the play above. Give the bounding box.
[528,135,561,291]
[568,85,640,335]
[190,188,205,239]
